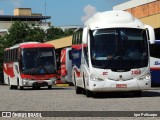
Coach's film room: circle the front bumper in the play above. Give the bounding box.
[88,79,151,92]
[22,79,54,87]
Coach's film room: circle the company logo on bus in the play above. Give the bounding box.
[154,61,160,65]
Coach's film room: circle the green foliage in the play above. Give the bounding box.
[46,27,64,41]
[64,29,74,36]
[0,21,74,71]
[0,36,6,71]
[26,27,45,43]
[6,21,30,46]
[2,21,47,48]
[0,21,46,71]
[45,27,74,41]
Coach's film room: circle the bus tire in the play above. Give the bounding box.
[10,85,14,90]
[83,73,92,97]
[14,86,18,89]
[20,86,24,90]
[48,85,52,89]
[37,86,40,90]
[86,89,92,97]
[82,73,86,95]
[74,74,82,94]
[13,79,19,90]
[8,78,13,90]
[134,91,142,97]
[32,86,36,90]
[75,86,82,94]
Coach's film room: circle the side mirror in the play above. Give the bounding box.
[145,25,155,44]
[82,27,88,44]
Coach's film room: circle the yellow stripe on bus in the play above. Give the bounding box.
[56,84,69,87]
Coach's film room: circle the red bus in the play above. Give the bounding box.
[60,47,72,84]
[3,42,57,90]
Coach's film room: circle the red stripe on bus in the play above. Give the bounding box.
[72,45,82,50]
[150,67,160,70]
[20,74,56,80]
[3,63,15,78]
[20,43,54,48]
[74,68,80,78]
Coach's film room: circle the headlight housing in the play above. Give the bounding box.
[49,77,57,82]
[90,74,104,81]
[137,73,151,80]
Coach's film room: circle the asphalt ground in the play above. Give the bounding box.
[0,85,160,120]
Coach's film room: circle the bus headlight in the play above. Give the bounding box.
[137,73,151,80]
[90,75,104,81]
[49,77,57,82]
[22,79,30,85]
[23,78,31,81]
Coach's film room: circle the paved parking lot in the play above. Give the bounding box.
[0,85,160,120]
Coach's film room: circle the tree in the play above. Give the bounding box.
[26,27,45,42]
[5,21,31,47]
[0,36,6,71]
[46,27,64,41]
[4,21,46,47]
[64,29,74,36]
[0,21,46,71]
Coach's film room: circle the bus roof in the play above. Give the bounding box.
[20,42,54,48]
[5,42,55,50]
[84,11,144,30]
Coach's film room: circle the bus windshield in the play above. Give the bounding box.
[21,48,56,74]
[90,28,148,71]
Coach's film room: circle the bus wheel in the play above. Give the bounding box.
[86,89,93,97]
[75,86,82,94]
[37,86,40,90]
[15,79,19,90]
[20,86,24,90]
[74,74,82,94]
[48,85,52,89]
[14,86,18,89]
[10,85,14,90]
[134,91,142,97]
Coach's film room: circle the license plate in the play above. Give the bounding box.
[116,84,127,88]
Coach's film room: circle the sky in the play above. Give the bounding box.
[0,0,129,26]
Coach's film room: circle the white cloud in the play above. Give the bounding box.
[0,10,4,15]
[81,5,97,23]
[11,0,22,8]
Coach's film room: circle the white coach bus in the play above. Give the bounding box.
[71,11,155,97]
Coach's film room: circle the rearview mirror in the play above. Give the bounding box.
[82,27,88,44]
[145,25,155,44]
